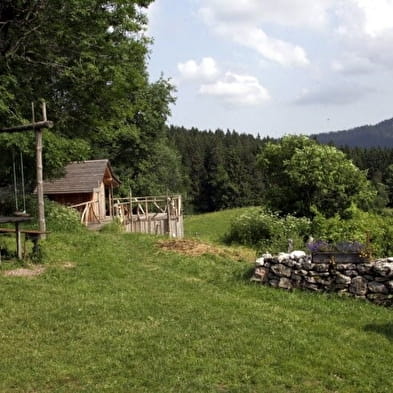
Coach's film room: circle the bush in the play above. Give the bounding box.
[23,196,84,233]
[311,205,393,258]
[223,208,311,254]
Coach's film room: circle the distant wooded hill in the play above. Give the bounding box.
[314,118,393,148]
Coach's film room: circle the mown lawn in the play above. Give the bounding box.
[184,207,252,242]
[0,230,392,393]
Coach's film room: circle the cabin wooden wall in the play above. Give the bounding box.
[48,193,92,206]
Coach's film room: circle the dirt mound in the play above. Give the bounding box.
[158,239,255,262]
[158,239,222,257]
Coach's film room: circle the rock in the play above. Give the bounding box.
[344,270,358,277]
[357,263,374,274]
[336,263,357,271]
[349,276,368,296]
[308,271,330,277]
[269,279,279,288]
[254,267,269,283]
[277,252,290,263]
[281,259,295,268]
[367,281,388,294]
[303,283,321,292]
[291,274,303,285]
[306,276,318,284]
[387,281,393,290]
[255,257,265,266]
[278,277,293,290]
[335,272,351,285]
[387,257,393,262]
[373,262,393,277]
[366,293,392,306]
[271,263,292,278]
[301,259,313,270]
[290,250,306,259]
[261,253,273,259]
[312,264,330,272]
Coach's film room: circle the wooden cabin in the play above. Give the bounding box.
[42,160,120,225]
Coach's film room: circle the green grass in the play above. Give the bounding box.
[0,228,392,393]
[185,207,253,242]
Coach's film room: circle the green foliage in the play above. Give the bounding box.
[99,218,124,234]
[42,200,83,233]
[169,126,268,212]
[0,1,182,197]
[311,205,393,257]
[258,135,376,218]
[224,208,311,254]
[22,198,85,233]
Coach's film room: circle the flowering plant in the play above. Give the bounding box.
[307,240,365,254]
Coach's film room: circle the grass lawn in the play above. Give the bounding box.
[184,207,252,242]
[0,229,392,392]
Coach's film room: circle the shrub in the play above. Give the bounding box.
[23,196,84,233]
[311,205,393,258]
[223,208,311,254]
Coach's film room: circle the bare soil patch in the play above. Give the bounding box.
[158,239,222,257]
[157,239,255,262]
[3,265,46,278]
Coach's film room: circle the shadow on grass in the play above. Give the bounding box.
[364,323,393,341]
[232,265,255,282]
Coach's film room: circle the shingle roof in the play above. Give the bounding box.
[42,159,120,195]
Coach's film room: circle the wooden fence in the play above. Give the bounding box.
[113,195,183,238]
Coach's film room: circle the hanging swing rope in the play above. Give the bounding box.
[20,151,26,213]
[11,150,27,214]
[12,151,19,212]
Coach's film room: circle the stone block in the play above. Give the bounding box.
[335,272,351,285]
[373,262,393,278]
[254,267,269,283]
[271,263,292,278]
[349,276,368,296]
[278,277,293,290]
[367,281,388,294]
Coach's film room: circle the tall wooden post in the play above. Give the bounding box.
[36,102,47,239]
[0,100,53,240]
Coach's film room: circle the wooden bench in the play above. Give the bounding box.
[0,228,48,259]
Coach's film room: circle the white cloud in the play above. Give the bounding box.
[295,81,375,105]
[331,54,375,74]
[200,0,333,29]
[199,72,271,105]
[221,24,309,67]
[334,0,393,67]
[177,57,219,81]
[353,0,393,37]
[199,0,318,67]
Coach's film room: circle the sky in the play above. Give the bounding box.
[146,0,393,138]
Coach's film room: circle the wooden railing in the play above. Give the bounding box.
[113,195,183,237]
[70,200,101,226]
[113,195,182,222]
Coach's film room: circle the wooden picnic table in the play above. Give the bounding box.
[0,216,33,259]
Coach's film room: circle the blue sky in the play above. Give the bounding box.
[146,0,393,137]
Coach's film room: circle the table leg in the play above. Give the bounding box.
[15,222,22,260]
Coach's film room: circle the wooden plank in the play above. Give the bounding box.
[0,120,53,133]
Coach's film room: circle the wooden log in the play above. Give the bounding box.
[0,120,54,133]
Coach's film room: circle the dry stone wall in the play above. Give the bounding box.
[252,251,393,306]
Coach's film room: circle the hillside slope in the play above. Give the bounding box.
[315,118,393,148]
